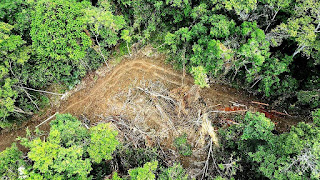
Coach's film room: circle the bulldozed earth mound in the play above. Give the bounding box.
[0,48,303,177]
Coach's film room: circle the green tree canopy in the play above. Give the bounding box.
[19,114,119,179]
[0,22,31,126]
[29,0,92,87]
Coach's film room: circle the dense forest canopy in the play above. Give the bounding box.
[0,0,319,179]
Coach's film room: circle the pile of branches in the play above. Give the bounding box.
[94,80,247,178]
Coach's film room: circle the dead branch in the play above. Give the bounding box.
[22,89,39,110]
[156,139,171,166]
[94,34,109,68]
[126,41,131,56]
[201,139,213,180]
[83,29,97,47]
[182,45,186,86]
[270,110,291,116]
[35,112,58,128]
[151,97,177,132]
[251,101,269,106]
[14,86,64,96]
[221,118,240,125]
[80,115,90,129]
[229,101,247,108]
[136,87,176,103]
[83,124,89,129]
[202,113,219,147]
[89,27,109,68]
[109,122,132,145]
[207,104,222,109]
[195,109,202,125]
[208,110,247,114]
[13,107,33,115]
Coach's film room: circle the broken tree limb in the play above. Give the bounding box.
[251,101,269,106]
[208,110,247,114]
[151,97,177,132]
[229,101,247,108]
[201,113,219,147]
[22,89,39,110]
[13,107,33,115]
[14,86,64,96]
[220,118,240,125]
[270,110,291,116]
[35,112,58,128]
[94,34,109,68]
[83,124,89,129]
[84,29,96,46]
[264,8,280,32]
[136,87,176,103]
[89,28,109,68]
[201,139,213,180]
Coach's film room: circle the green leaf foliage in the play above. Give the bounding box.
[83,0,126,47]
[28,0,92,86]
[241,112,275,141]
[313,109,320,127]
[19,114,119,179]
[25,127,92,179]
[0,21,30,125]
[88,123,119,163]
[0,143,25,179]
[31,0,91,61]
[128,161,158,180]
[173,133,192,156]
[112,172,123,180]
[50,114,89,147]
[0,0,31,35]
[297,90,320,108]
[220,111,320,179]
[191,66,209,88]
[158,163,188,180]
[272,0,320,62]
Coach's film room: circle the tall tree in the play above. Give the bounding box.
[272,0,320,62]
[30,0,92,86]
[0,22,31,126]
